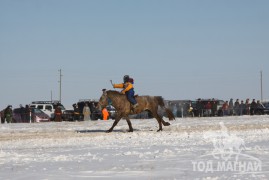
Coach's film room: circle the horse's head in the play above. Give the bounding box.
[97,89,109,110]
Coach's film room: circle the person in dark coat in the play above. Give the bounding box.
[0,110,5,124]
[19,104,26,121]
[4,105,13,123]
[239,100,245,115]
[73,104,80,121]
[196,98,203,117]
[228,98,234,116]
[250,99,257,115]
[25,105,31,123]
[211,99,217,117]
[234,99,240,116]
[256,100,263,108]
[245,99,250,115]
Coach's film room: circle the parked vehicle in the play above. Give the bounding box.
[62,99,102,121]
[106,105,116,119]
[77,99,102,120]
[13,107,50,123]
[164,100,192,117]
[30,101,65,119]
[65,100,118,121]
[263,102,269,108]
[62,110,75,121]
[253,103,269,115]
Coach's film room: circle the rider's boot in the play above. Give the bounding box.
[131,103,139,113]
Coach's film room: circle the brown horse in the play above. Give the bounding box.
[98,89,175,132]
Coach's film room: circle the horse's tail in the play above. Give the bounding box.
[165,108,175,121]
[155,96,175,121]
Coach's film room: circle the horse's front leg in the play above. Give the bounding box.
[125,116,133,132]
[107,115,122,133]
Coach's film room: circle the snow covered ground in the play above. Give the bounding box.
[1,115,269,180]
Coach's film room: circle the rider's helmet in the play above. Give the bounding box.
[123,75,129,83]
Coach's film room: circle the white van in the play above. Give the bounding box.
[30,101,65,119]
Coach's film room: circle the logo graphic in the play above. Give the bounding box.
[192,122,262,175]
[203,122,247,162]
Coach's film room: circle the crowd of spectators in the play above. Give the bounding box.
[168,98,268,118]
[188,98,262,117]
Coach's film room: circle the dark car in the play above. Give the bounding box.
[13,107,50,123]
[62,100,102,121]
[253,103,269,115]
[62,110,76,121]
[263,102,269,108]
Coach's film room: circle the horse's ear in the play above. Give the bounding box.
[102,89,107,95]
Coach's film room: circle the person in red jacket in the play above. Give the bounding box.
[205,101,212,116]
[102,107,109,120]
[54,105,62,122]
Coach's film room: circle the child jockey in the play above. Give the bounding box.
[113,75,138,108]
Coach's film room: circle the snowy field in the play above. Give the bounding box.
[1,115,269,180]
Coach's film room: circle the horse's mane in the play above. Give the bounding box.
[105,90,127,104]
[106,90,122,95]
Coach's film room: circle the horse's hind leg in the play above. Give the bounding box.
[162,119,170,126]
[125,117,133,132]
[151,112,163,132]
[159,109,171,126]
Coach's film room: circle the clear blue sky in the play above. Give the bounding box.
[0,0,268,109]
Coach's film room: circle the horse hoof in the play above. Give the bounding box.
[157,129,163,132]
[164,122,170,126]
[128,129,133,132]
[106,130,112,133]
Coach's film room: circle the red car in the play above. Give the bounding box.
[12,107,50,123]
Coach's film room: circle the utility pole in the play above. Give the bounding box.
[260,70,263,102]
[59,69,63,103]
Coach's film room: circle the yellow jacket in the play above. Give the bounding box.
[113,82,133,93]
